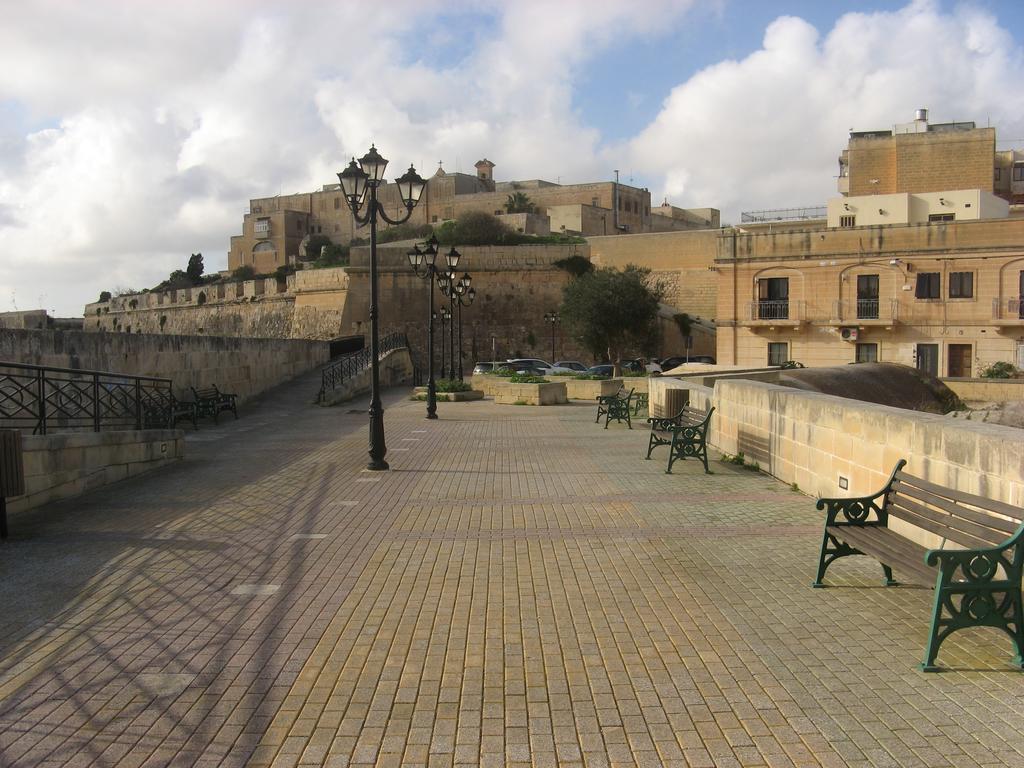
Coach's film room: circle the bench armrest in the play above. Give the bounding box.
[646,416,680,430]
[815,492,889,527]
[925,522,1024,583]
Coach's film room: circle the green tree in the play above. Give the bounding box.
[435,211,512,246]
[560,265,664,375]
[505,192,536,214]
[186,253,204,284]
[98,291,112,303]
[232,265,257,280]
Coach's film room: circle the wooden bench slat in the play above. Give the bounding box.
[829,525,934,585]
[894,471,1024,523]
[889,496,1004,550]
[891,479,1022,538]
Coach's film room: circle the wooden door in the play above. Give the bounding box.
[916,344,939,377]
[947,344,972,378]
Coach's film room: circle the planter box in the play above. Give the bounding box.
[470,374,513,397]
[412,387,484,402]
[494,381,568,406]
[561,378,624,400]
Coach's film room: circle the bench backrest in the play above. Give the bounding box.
[887,470,1024,549]
[192,386,221,399]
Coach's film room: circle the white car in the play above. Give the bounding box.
[506,358,573,374]
[554,360,588,372]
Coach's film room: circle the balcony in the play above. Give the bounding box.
[992,297,1024,326]
[742,300,803,326]
[827,299,899,326]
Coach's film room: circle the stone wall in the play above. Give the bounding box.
[942,377,1024,402]
[1,329,329,404]
[649,377,1024,516]
[8,429,184,515]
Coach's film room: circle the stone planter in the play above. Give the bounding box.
[623,376,651,393]
[494,381,568,406]
[412,387,484,402]
[470,374,513,397]
[561,378,624,400]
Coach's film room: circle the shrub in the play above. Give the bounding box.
[377,222,433,244]
[435,378,472,392]
[980,361,1018,379]
[232,265,257,280]
[98,291,112,303]
[553,255,593,277]
[508,374,548,384]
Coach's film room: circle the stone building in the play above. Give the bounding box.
[837,109,1000,199]
[227,160,718,273]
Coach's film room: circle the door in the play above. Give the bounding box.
[758,278,789,320]
[916,344,939,377]
[947,344,972,378]
[856,274,879,319]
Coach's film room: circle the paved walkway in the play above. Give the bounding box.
[1,374,1023,768]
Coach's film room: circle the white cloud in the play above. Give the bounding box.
[625,0,1024,220]
[0,0,1022,316]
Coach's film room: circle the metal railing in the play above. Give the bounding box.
[992,297,1024,319]
[0,361,174,435]
[740,206,827,223]
[750,300,791,321]
[830,299,899,323]
[317,332,409,403]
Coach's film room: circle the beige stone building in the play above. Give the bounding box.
[227,160,718,273]
[714,216,1024,375]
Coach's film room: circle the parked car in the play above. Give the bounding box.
[586,361,645,376]
[554,360,588,372]
[587,364,614,377]
[659,355,717,371]
[506,358,575,375]
[472,361,514,375]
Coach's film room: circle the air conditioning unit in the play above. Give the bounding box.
[840,327,859,342]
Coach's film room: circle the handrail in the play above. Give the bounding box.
[0,360,174,435]
[317,332,409,403]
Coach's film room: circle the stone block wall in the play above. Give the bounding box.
[942,378,1024,402]
[8,429,184,515]
[1,329,329,405]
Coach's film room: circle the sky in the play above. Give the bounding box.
[2,0,1023,317]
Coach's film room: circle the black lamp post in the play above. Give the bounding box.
[454,273,476,380]
[407,236,441,419]
[338,146,426,471]
[544,311,560,362]
[439,306,451,378]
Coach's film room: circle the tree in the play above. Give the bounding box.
[98,291,112,303]
[186,253,204,285]
[232,265,257,280]
[505,192,536,214]
[560,265,665,375]
[435,211,512,246]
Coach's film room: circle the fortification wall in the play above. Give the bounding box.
[0,329,329,404]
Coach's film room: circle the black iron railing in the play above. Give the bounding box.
[856,298,880,319]
[0,361,174,435]
[317,332,409,403]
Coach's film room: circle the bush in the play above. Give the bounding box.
[435,378,472,392]
[553,255,593,276]
[980,361,1018,379]
[98,291,112,303]
[508,374,548,384]
[572,373,607,380]
[313,244,349,269]
[232,265,257,280]
[377,222,433,244]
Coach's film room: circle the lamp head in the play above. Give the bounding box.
[407,245,422,268]
[395,164,426,207]
[358,144,388,184]
[445,247,461,270]
[459,272,472,289]
[338,159,368,205]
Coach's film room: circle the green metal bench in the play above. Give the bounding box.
[595,386,633,425]
[191,385,238,423]
[645,405,714,474]
[813,459,1024,672]
[632,391,649,416]
[602,389,635,429]
[145,394,198,430]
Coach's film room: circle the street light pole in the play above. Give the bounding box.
[544,311,560,362]
[407,236,440,419]
[338,146,426,471]
[454,273,475,381]
[438,308,448,379]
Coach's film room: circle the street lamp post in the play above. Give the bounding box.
[454,273,476,380]
[544,311,560,362]
[338,146,426,471]
[407,236,441,419]
[439,307,451,379]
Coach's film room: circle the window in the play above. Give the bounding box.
[494,210,503,215]
[431,215,438,223]
[855,343,878,363]
[840,215,856,228]
[856,274,879,319]
[995,167,1002,182]
[928,213,954,222]
[767,342,788,366]
[949,271,973,299]
[592,197,599,207]
[915,272,940,299]
[1013,165,1024,181]
[334,197,341,209]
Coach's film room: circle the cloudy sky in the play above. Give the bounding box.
[2,0,1022,317]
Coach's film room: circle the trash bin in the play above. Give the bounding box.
[0,429,25,539]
